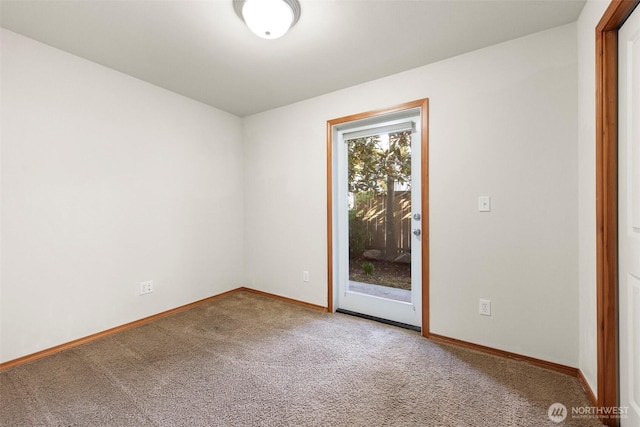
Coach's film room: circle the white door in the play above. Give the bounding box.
[333,109,422,328]
[619,5,640,426]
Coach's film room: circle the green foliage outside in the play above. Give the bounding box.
[348,209,369,255]
[347,132,412,194]
[347,132,412,257]
[362,262,374,276]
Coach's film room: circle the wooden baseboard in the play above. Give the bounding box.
[0,286,589,397]
[238,287,327,311]
[0,287,243,372]
[0,287,328,372]
[578,369,598,407]
[427,333,579,377]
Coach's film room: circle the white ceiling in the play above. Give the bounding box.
[0,0,585,117]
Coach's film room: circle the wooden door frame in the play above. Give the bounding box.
[326,98,430,336]
[596,1,638,425]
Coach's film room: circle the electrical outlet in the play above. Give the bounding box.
[139,280,153,295]
[303,271,309,282]
[479,299,491,316]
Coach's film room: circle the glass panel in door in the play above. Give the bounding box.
[346,130,413,303]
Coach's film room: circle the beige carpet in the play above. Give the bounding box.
[1,291,602,426]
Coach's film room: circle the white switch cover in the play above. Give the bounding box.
[478,196,491,212]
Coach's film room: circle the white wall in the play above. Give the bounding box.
[576,0,609,398]
[243,24,579,366]
[0,29,244,363]
[1,21,585,369]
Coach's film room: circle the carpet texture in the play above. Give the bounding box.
[1,291,602,426]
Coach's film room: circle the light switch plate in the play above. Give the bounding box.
[478,196,491,212]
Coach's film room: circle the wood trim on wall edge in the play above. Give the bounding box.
[595,1,638,425]
[326,98,430,335]
[420,99,430,337]
[0,287,326,372]
[429,334,599,407]
[238,287,327,311]
[2,284,598,410]
[326,119,335,313]
[428,333,579,378]
[0,287,243,372]
[578,369,599,407]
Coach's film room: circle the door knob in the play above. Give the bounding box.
[413,228,421,236]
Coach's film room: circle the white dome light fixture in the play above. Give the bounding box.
[234,0,301,40]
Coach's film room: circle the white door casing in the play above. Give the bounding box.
[619,5,640,426]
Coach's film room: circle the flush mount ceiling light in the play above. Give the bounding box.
[233,0,301,40]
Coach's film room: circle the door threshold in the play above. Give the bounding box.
[336,309,421,332]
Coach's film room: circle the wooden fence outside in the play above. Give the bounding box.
[353,191,412,254]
